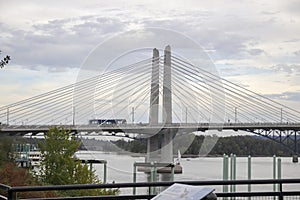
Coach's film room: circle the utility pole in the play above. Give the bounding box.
[131,107,135,124]
[235,107,237,123]
[6,107,9,125]
[72,106,75,126]
[185,107,188,124]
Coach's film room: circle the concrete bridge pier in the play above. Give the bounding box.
[160,128,175,183]
[146,135,160,162]
[161,129,174,163]
[146,48,160,163]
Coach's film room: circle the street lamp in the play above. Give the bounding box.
[280,108,283,123]
[131,107,135,124]
[234,107,239,123]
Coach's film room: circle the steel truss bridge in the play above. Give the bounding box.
[0,46,299,158]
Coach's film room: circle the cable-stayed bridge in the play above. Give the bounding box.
[0,46,299,162]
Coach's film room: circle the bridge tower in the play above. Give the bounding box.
[147,45,174,164]
[147,48,160,162]
[161,45,174,163]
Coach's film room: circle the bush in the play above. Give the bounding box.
[0,162,57,198]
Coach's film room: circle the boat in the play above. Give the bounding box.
[175,150,181,165]
[138,150,183,174]
[14,144,42,168]
[157,150,182,174]
[29,150,42,167]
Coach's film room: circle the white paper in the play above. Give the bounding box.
[151,183,215,200]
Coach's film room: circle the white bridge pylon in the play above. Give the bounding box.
[147,45,174,163]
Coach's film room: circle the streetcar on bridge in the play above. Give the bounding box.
[88,119,127,126]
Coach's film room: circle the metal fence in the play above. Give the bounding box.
[0,179,300,200]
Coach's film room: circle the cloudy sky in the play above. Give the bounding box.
[0,0,300,112]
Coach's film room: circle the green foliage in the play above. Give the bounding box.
[210,136,290,156]
[114,135,295,157]
[0,137,14,167]
[38,127,119,196]
[114,139,147,153]
[0,137,57,198]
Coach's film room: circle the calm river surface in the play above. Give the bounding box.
[75,151,300,194]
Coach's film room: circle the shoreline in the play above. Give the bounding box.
[76,150,295,158]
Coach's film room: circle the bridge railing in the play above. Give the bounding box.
[1,179,300,200]
[2,121,300,126]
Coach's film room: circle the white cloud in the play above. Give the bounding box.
[0,64,79,106]
[0,0,299,112]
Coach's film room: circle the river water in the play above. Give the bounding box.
[75,151,300,194]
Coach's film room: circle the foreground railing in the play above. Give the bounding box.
[0,179,300,200]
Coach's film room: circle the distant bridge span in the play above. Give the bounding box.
[1,123,300,135]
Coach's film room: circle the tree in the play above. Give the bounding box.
[0,162,57,198]
[0,137,57,198]
[38,127,118,196]
[0,137,14,167]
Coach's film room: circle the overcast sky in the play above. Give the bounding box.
[0,0,300,111]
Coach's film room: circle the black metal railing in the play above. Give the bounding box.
[0,179,300,200]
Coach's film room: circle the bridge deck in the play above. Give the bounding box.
[1,123,299,136]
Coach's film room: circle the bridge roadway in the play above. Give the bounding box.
[0,122,299,136]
